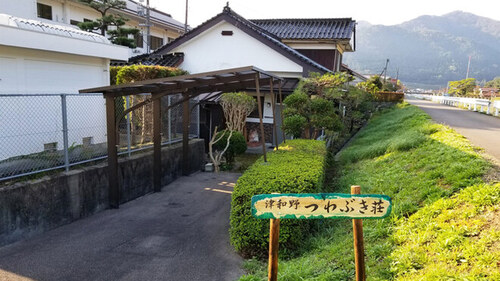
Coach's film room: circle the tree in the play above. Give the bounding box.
[282,76,343,139]
[356,75,383,94]
[485,77,500,89]
[327,86,373,132]
[448,78,476,97]
[209,92,255,172]
[219,92,256,132]
[297,72,353,97]
[77,0,139,48]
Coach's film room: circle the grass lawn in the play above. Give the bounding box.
[238,103,499,280]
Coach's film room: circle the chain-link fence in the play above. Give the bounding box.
[0,94,200,181]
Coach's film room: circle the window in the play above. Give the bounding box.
[70,20,80,26]
[37,3,52,20]
[150,36,164,50]
[134,34,144,48]
[83,18,92,22]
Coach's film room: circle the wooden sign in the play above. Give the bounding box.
[251,193,392,220]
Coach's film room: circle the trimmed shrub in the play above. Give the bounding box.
[229,139,327,258]
[214,130,247,164]
[111,64,187,85]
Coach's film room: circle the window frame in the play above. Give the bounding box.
[37,2,53,20]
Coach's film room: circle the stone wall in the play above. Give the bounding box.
[0,139,204,247]
[246,122,273,144]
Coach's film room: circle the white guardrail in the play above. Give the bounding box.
[407,94,500,117]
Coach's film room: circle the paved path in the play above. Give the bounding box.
[406,97,500,163]
[0,172,243,281]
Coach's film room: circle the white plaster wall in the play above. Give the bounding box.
[0,45,109,94]
[0,94,107,161]
[0,45,108,159]
[172,21,303,75]
[0,24,129,60]
[0,0,36,19]
[246,91,276,125]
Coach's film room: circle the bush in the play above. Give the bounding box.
[110,65,188,85]
[214,130,247,164]
[229,139,327,258]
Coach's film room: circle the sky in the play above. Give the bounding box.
[150,0,500,28]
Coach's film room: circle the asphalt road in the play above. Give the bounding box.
[406,97,500,163]
[0,172,243,281]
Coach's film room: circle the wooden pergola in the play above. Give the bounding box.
[80,66,284,208]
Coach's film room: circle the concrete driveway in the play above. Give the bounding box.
[0,172,243,281]
[407,97,500,163]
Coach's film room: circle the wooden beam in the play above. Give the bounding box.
[278,82,286,143]
[182,92,190,176]
[255,73,267,162]
[270,79,278,150]
[153,97,162,192]
[352,185,366,281]
[105,95,119,208]
[268,218,280,281]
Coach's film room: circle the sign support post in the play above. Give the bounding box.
[252,189,391,281]
[268,218,280,281]
[351,185,366,281]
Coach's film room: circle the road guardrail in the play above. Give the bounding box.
[407,94,500,117]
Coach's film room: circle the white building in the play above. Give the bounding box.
[133,6,358,145]
[0,0,134,163]
[2,0,186,57]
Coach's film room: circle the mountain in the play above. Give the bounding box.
[343,11,500,89]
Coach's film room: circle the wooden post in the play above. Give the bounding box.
[268,218,280,281]
[351,185,366,281]
[152,96,162,192]
[278,82,285,144]
[182,93,190,175]
[270,79,278,150]
[105,95,119,208]
[255,74,267,162]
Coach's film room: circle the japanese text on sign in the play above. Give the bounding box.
[252,193,392,219]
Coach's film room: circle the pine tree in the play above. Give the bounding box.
[77,0,139,48]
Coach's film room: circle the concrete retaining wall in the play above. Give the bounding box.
[0,139,205,247]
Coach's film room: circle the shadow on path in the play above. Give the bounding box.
[0,172,243,281]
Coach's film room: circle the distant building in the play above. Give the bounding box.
[476,87,498,98]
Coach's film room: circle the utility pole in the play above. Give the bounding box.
[380,59,389,83]
[466,55,471,79]
[138,0,152,53]
[184,0,188,33]
[146,0,151,54]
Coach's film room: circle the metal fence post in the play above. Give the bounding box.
[168,95,172,143]
[61,94,70,172]
[126,96,131,156]
[197,97,200,138]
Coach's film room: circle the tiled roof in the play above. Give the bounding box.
[0,14,109,43]
[150,6,332,74]
[250,18,355,40]
[111,52,184,67]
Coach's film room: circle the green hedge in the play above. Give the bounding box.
[229,139,327,258]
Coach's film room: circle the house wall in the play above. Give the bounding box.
[172,21,304,75]
[0,45,109,94]
[0,45,110,160]
[0,0,183,57]
[296,49,336,71]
